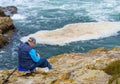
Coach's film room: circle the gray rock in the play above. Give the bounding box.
[0,6,17,16]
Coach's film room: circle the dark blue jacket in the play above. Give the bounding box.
[18,42,36,69]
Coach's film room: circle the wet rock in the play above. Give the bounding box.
[0,9,6,17]
[0,17,15,48]
[0,6,17,16]
[0,6,16,48]
[0,17,15,34]
[0,34,9,48]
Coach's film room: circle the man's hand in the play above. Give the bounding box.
[37,52,40,57]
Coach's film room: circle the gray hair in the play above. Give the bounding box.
[28,37,36,44]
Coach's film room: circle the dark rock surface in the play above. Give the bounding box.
[0,6,17,16]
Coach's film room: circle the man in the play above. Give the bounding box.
[18,37,52,72]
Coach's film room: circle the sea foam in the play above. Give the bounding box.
[11,14,26,20]
[21,22,120,46]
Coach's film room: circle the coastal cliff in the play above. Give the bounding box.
[0,47,120,84]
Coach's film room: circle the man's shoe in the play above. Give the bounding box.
[41,67,49,72]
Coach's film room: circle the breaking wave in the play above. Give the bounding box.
[11,14,26,20]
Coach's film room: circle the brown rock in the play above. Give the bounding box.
[0,6,17,48]
[2,47,120,83]
[88,47,107,54]
[0,9,6,17]
[0,34,9,48]
[0,16,15,48]
[0,17,15,34]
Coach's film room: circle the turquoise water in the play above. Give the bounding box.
[0,0,120,69]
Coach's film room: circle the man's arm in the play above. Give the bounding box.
[29,49,40,62]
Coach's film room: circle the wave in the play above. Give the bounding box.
[0,50,5,53]
[11,14,26,20]
[1,0,120,22]
[21,22,120,46]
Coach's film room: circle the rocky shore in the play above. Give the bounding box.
[0,47,120,84]
[0,6,120,83]
[0,6,17,48]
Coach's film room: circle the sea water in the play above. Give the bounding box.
[0,0,120,69]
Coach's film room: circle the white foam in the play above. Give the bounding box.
[0,50,5,53]
[11,14,26,20]
[21,22,120,46]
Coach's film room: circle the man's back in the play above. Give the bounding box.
[18,42,35,69]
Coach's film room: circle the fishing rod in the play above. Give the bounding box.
[2,67,17,84]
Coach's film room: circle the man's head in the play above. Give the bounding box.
[28,37,36,46]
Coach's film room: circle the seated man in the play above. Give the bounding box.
[18,37,52,72]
